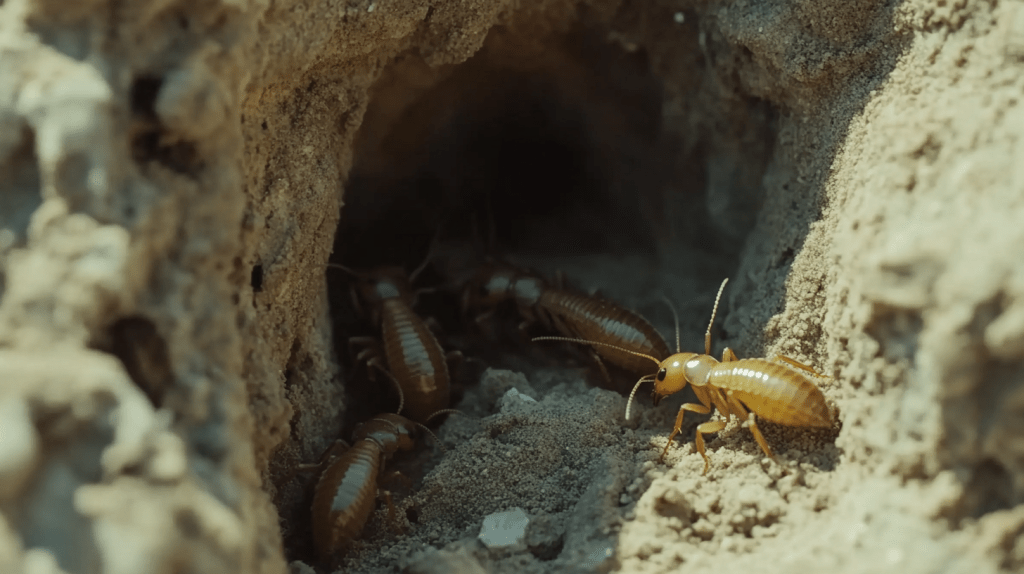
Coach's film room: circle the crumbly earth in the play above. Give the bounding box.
[1,0,1023,574]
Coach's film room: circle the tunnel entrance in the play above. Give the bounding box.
[335,25,685,268]
[286,14,778,569]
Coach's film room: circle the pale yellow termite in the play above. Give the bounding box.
[535,278,835,473]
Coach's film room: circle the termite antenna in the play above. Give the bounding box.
[660,295,681,353]
[411,422,447,455]
[705,278,729,355]
[415,286,438,298]
[531,336,661,366]
[625,374,657,420]
[414,409,467,455]
[282,439,351,483]
[425,408,463,424]
[410,227,442,283]
[326,262,358,276]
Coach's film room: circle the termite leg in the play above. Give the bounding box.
[355,346,378,363]
[721,347,740,362]
[355,348,383,382]
[349,336,378,360]
[660,402,712,462]
[423,315,444,335]
[473,309,495,324]
[349,335,378,347]
[380,469,413,492]
[553,269,567,290]
[692,420,728,475]
[315,439,352,467]
[281,439,350,483]
[516,320,534,339]
[352,344,381,382]
[589,351,613,388]
[445,350,465,374]
[366,357,406,415]
[726,393,779,465]
[378,490,406,535]
[767,354,827,378]
[378,469,413,534]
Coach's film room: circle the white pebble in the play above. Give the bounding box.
[478,507,529,551]
[497,388,538,413]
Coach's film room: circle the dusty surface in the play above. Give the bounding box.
[1,0,1023,573]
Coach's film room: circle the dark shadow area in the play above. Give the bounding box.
[325,24,698,435]
[129,74,204,177]
[332,25,677,269]
[0,124,42,245]
[250,263,264,292]
[94,315,174,408]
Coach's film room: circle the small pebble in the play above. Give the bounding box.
[478,507,530,551]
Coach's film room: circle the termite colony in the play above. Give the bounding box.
[284,234,839,566]
[274,27,836,570]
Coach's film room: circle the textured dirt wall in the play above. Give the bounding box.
[1,0,1023,574]
[0,0,535,572]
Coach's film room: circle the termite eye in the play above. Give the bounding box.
[657,368,667,381]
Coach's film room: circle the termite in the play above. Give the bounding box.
[462,262,671,381]
[535,278,834,474]
[310,410,456,559]
[331,257,455,424]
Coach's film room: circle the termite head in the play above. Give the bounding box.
[462,264,546,314]
[462,266,517,312]
[353,413,417,457]
[624,351,719,417]
[643,277,729,409]
[332,265,418,325]
[649,353,698,406]
[352,267,416,306]
[328,263,418,314]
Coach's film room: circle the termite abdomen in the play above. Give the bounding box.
[311,441,382,557]
[712,359,832,428]
[538,290,671,375]
[310,413,417,559]
[464,263,671,384]
[379,300,450,423]
[338,265,453,424]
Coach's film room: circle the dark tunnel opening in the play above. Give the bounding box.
[285,18,779,568]
[331,26,684,271]
[325,24,695,435]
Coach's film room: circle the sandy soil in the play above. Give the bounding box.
[1,0,1023,573]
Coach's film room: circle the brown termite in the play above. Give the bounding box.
[462,262,671,382]
[330,254,457,424]
[309,409,458,559]
[535,278,835,474]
